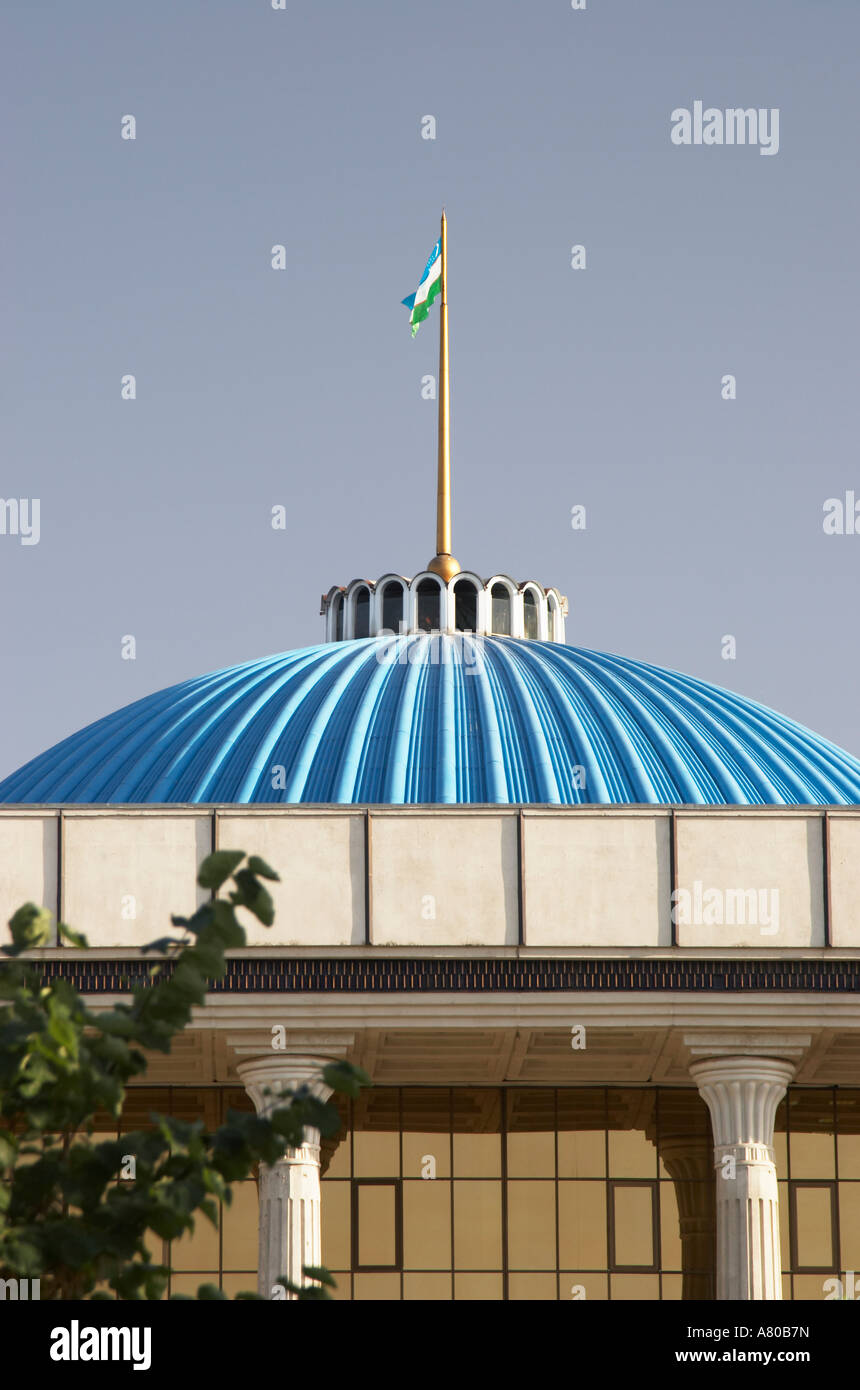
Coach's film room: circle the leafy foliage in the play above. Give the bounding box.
[0,852,369,1300]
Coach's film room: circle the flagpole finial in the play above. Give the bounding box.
[428,207,460,584]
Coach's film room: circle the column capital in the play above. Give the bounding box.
[237,1053,337,1116]
[688,1056,795,1149]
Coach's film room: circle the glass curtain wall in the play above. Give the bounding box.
[88,1085,860,1300]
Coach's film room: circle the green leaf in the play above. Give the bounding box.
[246,856,280,882]
[8,904,53,951]
[197,851,245,891]
[322,1060,371,1099]
[58,921,89,949]
[168,962,207,1005]
[183,940,226,979]
[140,936,179,956]
[231,871,274,927]
[211,901,246,949]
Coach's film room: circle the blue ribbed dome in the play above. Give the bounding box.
[2,636,859,806]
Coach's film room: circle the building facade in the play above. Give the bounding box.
[3,682,860,1300]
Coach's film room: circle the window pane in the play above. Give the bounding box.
[837,1092,860,1178]
[356,1184,397,1267]
[523,592,538,639]
[790,1131,835,1179]
[452,1089,501,1176]
[453,1133,501,1177]
[454,582,478,631]
[382,583,403,634]
[170,1214,219,1272]
[656,1090,711,1177]
[562,1272,608,1300]
[792,1273,830,1299]
[508,1273,556,1300]
[558,1090,606,1177]
[611,1183,655,1268]
[659,1182,681,1271]
[416,579,440,632]
[321,1181,351,1270]
[507,1130,555,1178]
[611,1273,660,1300]
[354,589,370,638]
[507,1181,556,1269]
[839,1183,860,1270]
[837,1135,860,1180]
[403,1181,451,1269]
[353,1273,400,1300]
[323,1135,351,1179]
[609,1129,657,1179]
[558,1181,607,1268]
[454,1273,503,1300]
[608,1089,657,1177]
[779,1180,790,1272]
[403,1273,451,1300]
[171,1274,216,1297]
[774,1127,789,1180]
[353,1091,400,1175]
[222,1182,258,1271]
[402,1088,450,1178]
[401,1134,450,1180]
[453,1181,502,1268]
[491,585,511,635]
[507,1089,555,1177]
[321,1094,350,1177]
[557,1130,605,1178]
[221,1273,259,1298]
[789,1090,835,1179]
[334,596,344,641]
[793,1186,834,1269]
[354,1130,399,1177]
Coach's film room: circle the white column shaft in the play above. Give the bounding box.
[257,1137,322,1298]
[690,1057,794,1302]
[237,1054,333,1300]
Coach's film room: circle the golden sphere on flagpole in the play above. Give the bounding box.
[427,553,461,583]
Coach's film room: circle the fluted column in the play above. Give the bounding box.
[237,1055,333,1300]
[689,1057,793,1301]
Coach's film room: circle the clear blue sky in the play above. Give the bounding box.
[2,0,859,779]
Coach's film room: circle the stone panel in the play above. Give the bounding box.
[0,813,58,945]
[370,812,517,946]
[217,811,365,945]
[523,812,670,947]
[675,814,824,948]
[62,812,210,947]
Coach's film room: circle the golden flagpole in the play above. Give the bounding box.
[428,208,460,581]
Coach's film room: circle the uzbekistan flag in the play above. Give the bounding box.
[401,239,442,337]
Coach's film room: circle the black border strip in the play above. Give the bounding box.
[25,956,860,993]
